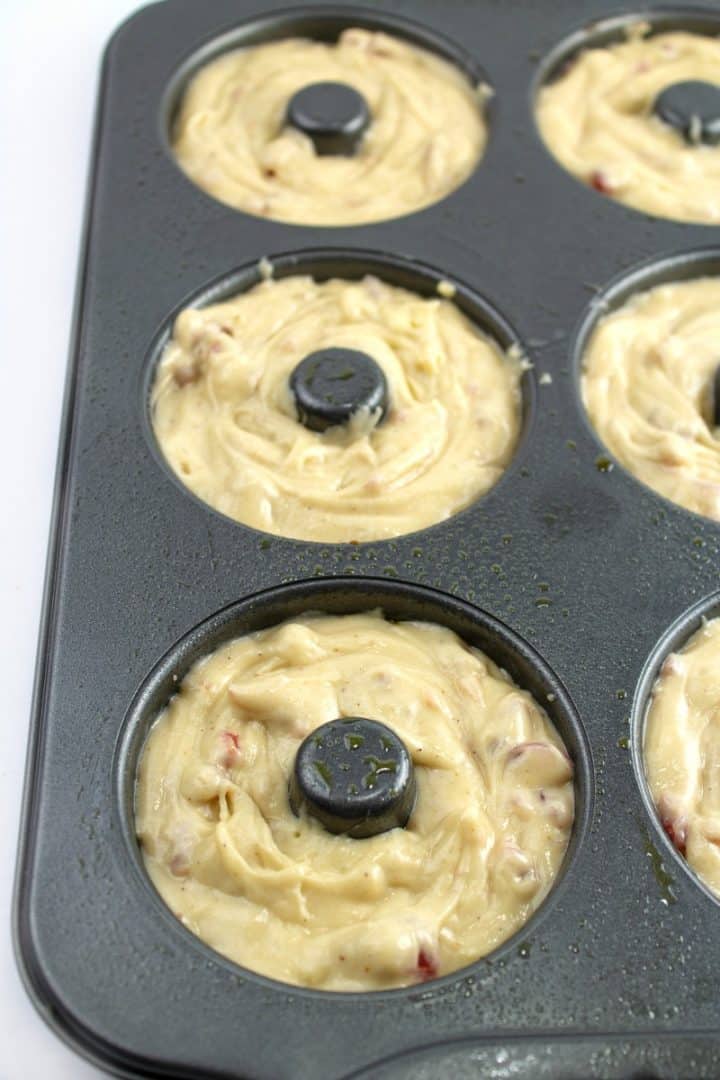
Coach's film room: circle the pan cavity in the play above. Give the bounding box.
[573,249,720,523]
[163,9,492,226]
[118,577,591,992]
[633,590,720,907]
[535,9,720,223]
[146,250,533,543]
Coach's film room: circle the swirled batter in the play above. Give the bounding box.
[151,274,523,542]
[581,277,720,521]
[136,612,574,991]
[645,616,720,897]
[171,29,487,225]
[536,28,720,223]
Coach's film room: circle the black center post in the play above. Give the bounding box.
[286,80,371,155]
[288,717,416,838]
[712,366,720,428]
[289,347,389,432]
[654,80,720,145]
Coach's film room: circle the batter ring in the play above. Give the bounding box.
[581,276,720,521]
[151,272,524,542]
[645,614,720,899]
[171,28,488,226]
[537,26,720,224]
[135,610,574,991]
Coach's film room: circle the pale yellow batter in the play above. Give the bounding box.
[171,29,487,226]
[645,616,720,897]
[536,28,720,223]
[581,277,720,521]
[151,274,523,542]
[136,611,574,991]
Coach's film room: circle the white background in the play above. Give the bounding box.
[2,1,146,1076]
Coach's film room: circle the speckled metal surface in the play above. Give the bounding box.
[12,1,720,1077]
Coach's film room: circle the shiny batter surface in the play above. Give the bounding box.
[171,29,487,225]
[536,28,720,223]
[135,612,574,990]
[645,617,720,897]
[151,274,523,542]
[581,278,720,521]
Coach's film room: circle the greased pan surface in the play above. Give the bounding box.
[13,0,720,1077]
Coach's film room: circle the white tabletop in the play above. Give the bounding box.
[2,2,146,1076]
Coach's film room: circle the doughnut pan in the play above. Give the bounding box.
[12,0,720,1076]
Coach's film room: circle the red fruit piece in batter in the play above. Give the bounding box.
[170,854,189,877]
[219,730,241,769]
[590,170,614,195]
[417,948,438,981]
[661,815,687,857]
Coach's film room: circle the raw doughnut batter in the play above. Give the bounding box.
[151,274,523,542]
[645,616,720,897]
[581,277,720,521]
[135,611,575,991]
[171,29,488,225]
[536,28,720,223]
